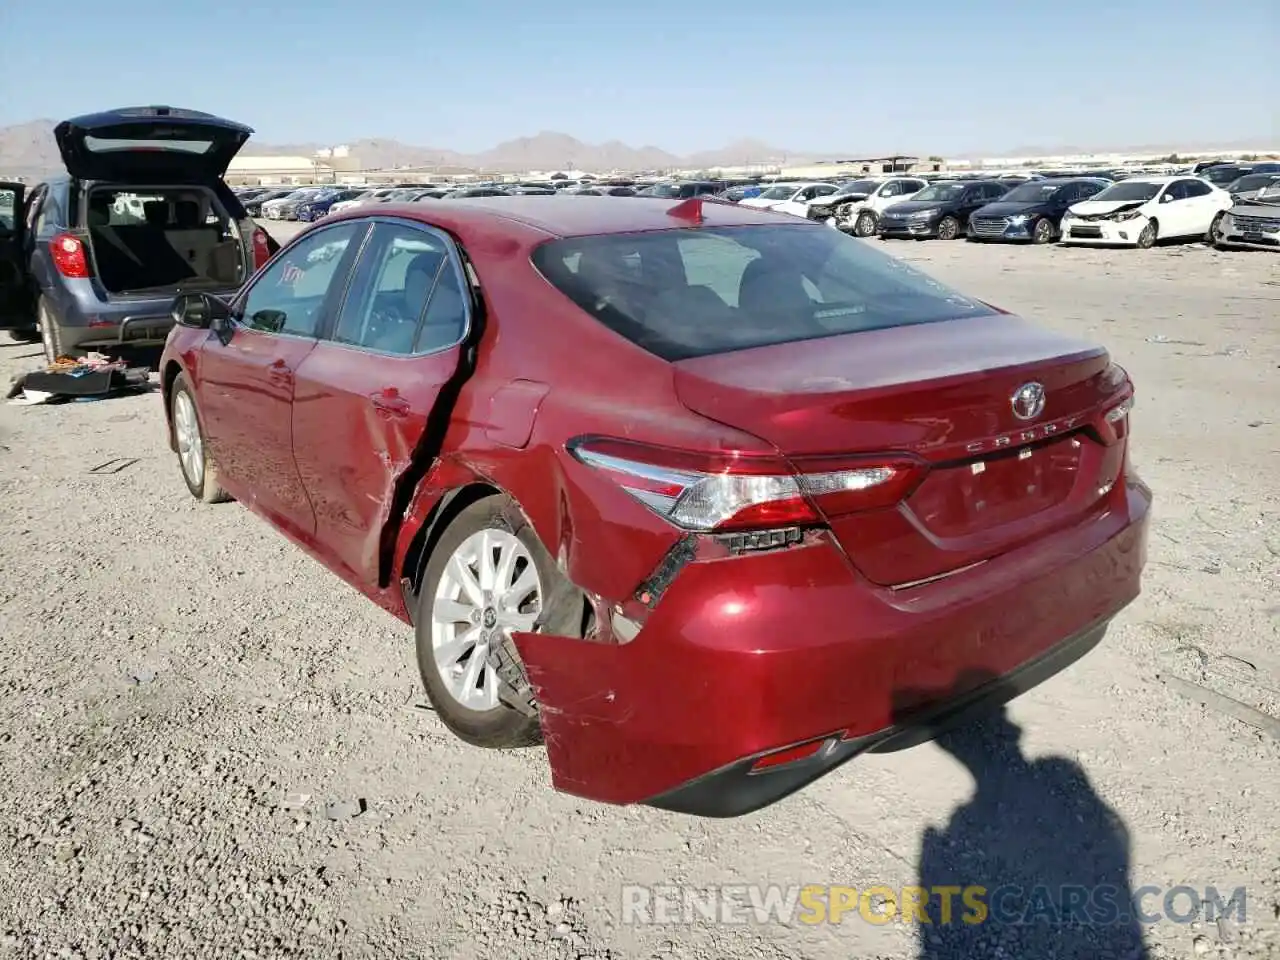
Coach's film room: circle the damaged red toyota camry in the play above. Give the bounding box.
[160,195,1150,818]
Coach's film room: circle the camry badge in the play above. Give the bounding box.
[1011,382,1046,420]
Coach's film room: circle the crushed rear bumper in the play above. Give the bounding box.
[514,478,1150,818]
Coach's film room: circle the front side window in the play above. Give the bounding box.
[331,222,467,355]
[532,224,995,362]
[237,223,363,337]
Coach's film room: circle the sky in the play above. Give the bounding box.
[1,0,1276,156]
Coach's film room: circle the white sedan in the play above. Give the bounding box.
[740,181,838,213]
[328,188,399,216]
[1059,176,1232,248]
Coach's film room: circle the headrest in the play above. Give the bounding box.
[173,200,201,228]
[737,256,814,315]
[574,246,627,287]
[406,250,444,279]
[143,201,168,225]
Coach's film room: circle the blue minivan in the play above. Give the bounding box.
[0,106,280,360]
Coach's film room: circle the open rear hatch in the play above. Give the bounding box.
[54,106,253,182]
[673,313,1133,587]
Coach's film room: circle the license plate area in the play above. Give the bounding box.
[906,435,1097,537]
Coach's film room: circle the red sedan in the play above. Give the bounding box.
[160,196,1150,817]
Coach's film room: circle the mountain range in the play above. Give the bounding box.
[0,121,803,176]
[0,118,1273,177]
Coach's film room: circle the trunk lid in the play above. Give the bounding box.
[54,106,253,182]
[672,313,1129,586]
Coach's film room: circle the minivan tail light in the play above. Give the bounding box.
[568,437,924,532]
[50,233,89,278]
[251,228,273,270]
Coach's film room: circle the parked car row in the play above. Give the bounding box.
[231,178,658,221]
[740,170,1275,252]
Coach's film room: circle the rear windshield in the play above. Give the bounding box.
[84,135,214,155]
[531,225,995,362]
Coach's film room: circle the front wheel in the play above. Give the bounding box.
[1205,212,1224,244]
[8,328,40,344]
[936,216,961,241]
[1031,217,1055,244]
[415,495,583,749]
[170,373,230,503]
[853,211,878,237]
[1136,220,1158,249]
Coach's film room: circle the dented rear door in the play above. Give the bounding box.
[290,220,473,587]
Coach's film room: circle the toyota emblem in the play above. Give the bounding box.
[1011,382,1046,420]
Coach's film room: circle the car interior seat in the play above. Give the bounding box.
[736,256,815,317]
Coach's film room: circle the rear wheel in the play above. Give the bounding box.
[1031,217,1055,244]
[936,216,961,241]
[171,373,230,503]
[416,495,581,749]
[37,299,63,364]
[854,211,877,237]
[1136,220,1158,249]
[8,328,40,344]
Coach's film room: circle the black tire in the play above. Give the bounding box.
[8,328,40,344]
[937,216,961,241]
[854,211,878,237]
[415,495,582,749]
[1205,212,1224,245]
[1136,220,1158,249]
[1031,217,1055,245]
[170,372,230,504]
[37,298,63,364]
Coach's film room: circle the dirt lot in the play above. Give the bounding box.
[0,223,1276,960]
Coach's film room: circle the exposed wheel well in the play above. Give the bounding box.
[161,360,183,408]
[160,361,184,448]
[400,482,502,600]
[399,482,598,639]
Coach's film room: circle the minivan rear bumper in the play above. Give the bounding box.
[515,474,1151,817]
[50,281,239,354]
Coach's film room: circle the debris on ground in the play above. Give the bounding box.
[6,352,150,404]
[323,798,367,820]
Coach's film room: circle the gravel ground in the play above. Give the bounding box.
[0,222,1277,960]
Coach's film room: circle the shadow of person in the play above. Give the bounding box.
[897,672,1149,960]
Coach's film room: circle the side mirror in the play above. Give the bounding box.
[171,291,231,330]
[1160,193,1174,203]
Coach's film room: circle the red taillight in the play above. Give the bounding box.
[252,228,272,270]
[750,737,832,772]
[567,437,924,533]
[50,233,89,278]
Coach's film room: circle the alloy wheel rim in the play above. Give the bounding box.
[174,392,205,488]
[940,220,957,239]
[431,528,542,712]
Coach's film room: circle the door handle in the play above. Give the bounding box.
[371,391,411,417]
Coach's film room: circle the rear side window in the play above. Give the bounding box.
[332,222,467,355]
[532,225,995,362]
[0,186,17,235]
